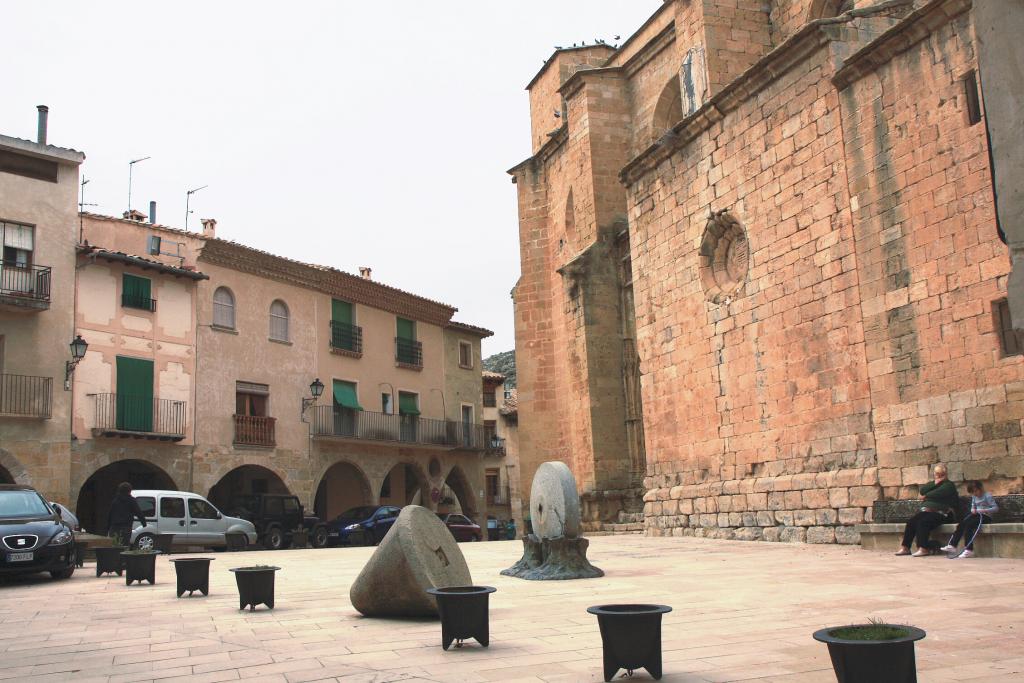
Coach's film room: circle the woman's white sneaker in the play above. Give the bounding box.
[954,549,975,559]
[939,544,957,553]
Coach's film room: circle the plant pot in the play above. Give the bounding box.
[121,550,160,585]
[587,604,672,682]
[169,557,214,597]
[94,545,127,577]
[152,534,175,554]
[813,625,926,683]
[230,566,280,610]
[426,586,497,650]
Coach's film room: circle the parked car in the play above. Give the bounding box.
[0,485,75,580]
[226,494,329,550]
[50,502,80,532]
[326,505,401,546]
[129,490,257,550]
[436,513,482,542]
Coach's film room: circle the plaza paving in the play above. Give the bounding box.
[0,535,1022,682]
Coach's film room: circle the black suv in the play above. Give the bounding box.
[0,485,75,580]
[227,494,328,550]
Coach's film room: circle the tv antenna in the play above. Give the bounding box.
[127,156,151,212]
[185,185,208,230]
[79,177,97,243]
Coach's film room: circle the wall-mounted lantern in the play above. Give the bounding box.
[64,335,88,391]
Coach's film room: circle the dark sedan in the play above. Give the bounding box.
[326,505,401,546]
[0,485,76,580]
[436,513,481,542]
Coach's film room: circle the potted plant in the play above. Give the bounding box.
[426,586,497,650]
[120,549,160,585]
[813,621,926,683]
[169,557,214,597]
[230,565,280,610]
[587,604,672,682]
[94,545,127,577]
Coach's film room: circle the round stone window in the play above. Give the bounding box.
[699,210,750,304]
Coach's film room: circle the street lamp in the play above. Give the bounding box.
[64,335,88,391]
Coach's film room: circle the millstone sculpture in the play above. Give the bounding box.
[502,461,604,580]
[350,505,472,617]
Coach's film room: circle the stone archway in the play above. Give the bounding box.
[207,464,290,514]
[0,449,30,487]
[440,465,478,522]
[379,461,430,508]
[314,460,374,521]
[76,459,178,534]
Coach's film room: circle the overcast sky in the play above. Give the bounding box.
[3,1,661,354]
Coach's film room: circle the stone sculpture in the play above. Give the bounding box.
[350,505,472,617]
[502,461,604,580]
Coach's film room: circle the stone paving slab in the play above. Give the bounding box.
[0,537,1022,682]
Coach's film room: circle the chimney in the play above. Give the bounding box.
[149,201,157,224]
[36,105,48,145]
[359,266,372,280]
[200,218,217,239]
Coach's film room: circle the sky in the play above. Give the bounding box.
[3,1,662,354]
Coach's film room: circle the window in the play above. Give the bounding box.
[121,273,154,311]
[283,498,300,516]
[459,341,473,369]
[333,379,362,436]
[188,498,219,520]
[160,497,185,519]
[483,390,497,407]
[995,299,1023,357]
[116,356,154,432]
[136,497,156,518]
[1,222,33,266]
[265,497,283,517]
[486,470,500,498]
[381,392,392,414]
[213,287,235,329]
[504,381,513,400]
[964,70,982,126]
[396,317,422,366]
[330,299,361,353]
[236,382,269,417]
[399,392,420,442]
[269,300,289,342]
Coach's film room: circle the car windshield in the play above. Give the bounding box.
[0,490,52,519]
[339,506,377,520]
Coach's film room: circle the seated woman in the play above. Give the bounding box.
[895,464,959,557]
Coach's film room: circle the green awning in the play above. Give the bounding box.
[332,380,363,410]
[398,393,420,416]
[396,317,415,340]
[332,299,353,325]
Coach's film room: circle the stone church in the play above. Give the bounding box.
[509,0,1022,542]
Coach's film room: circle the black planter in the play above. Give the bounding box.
[169,557,214,597]
[587,604,672,682]
[813,625,926,683]
[121,551,160,585]
[94,545,127,577]
[230,566,280,610]
[426,586,497,650]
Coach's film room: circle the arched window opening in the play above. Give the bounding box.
[269,300,289,342]
[213,287,235,329]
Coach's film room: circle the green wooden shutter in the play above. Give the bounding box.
[332,299,353,324]
[398,392,420,416]
[396,317,415,340]
[116,356,154,431]
[122,274,151,309]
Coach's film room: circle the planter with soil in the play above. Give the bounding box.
[587,604,672,682]
[813,624,926,683]
[169,557,214,597]
[426,586,497,650]
[120,550,160,585]
[94,545,127,577]
[230,566,280,610]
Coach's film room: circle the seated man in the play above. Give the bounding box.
[895,464,958,557]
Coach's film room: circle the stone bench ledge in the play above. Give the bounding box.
[857,523,1024,534]
[857,523,1024,558]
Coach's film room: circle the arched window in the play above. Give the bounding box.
[269,300,289,342]
[213,287,235,329]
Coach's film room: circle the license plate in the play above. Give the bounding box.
[7,552,33,562]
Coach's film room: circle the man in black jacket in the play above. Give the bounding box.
[107,482,147,547]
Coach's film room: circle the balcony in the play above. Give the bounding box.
[0,374,52,418]
[233,414,276,447]
[311,406,489,450]
[121,291,156,312]
[92,393,186,441]
[485,435,506,456]
[489,488,511,506]
[0,263,51,312]
[395,337,423,369]
[329,320,363,357]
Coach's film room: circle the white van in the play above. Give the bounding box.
[129,490,257,550]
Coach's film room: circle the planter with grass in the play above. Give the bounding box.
[230,565,280,610]
[94,545,127,577]
[169,557,214,597]
[120,550,160,585]
[426,586,496,650]
[587,604,672,682]
[813,623,926,683]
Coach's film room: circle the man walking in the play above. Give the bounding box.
[107,482,147,547]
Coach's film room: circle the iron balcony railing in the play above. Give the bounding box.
[311,406,488,448]
[0,374,52,418]
[0,262,51,302]
[489,488,511,506]
[93,393,186,437]
[330,320,363,354]
[121,291,156,311]
[233,414,276,447]
[395,337,423,367]
[485,435,506,456]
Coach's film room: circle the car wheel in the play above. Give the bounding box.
[51,566,75,580]
[312,526,329,549]
[134,533,156,551]
[265,526,285,551]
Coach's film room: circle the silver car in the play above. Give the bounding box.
[129,490,257,550]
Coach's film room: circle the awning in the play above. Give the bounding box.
[332,380,363,410]
[398,393,420,416]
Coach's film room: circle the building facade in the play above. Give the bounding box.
[480,371,524,528]
[511,0,1021,542]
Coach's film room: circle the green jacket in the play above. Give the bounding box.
[919,479,959,514]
